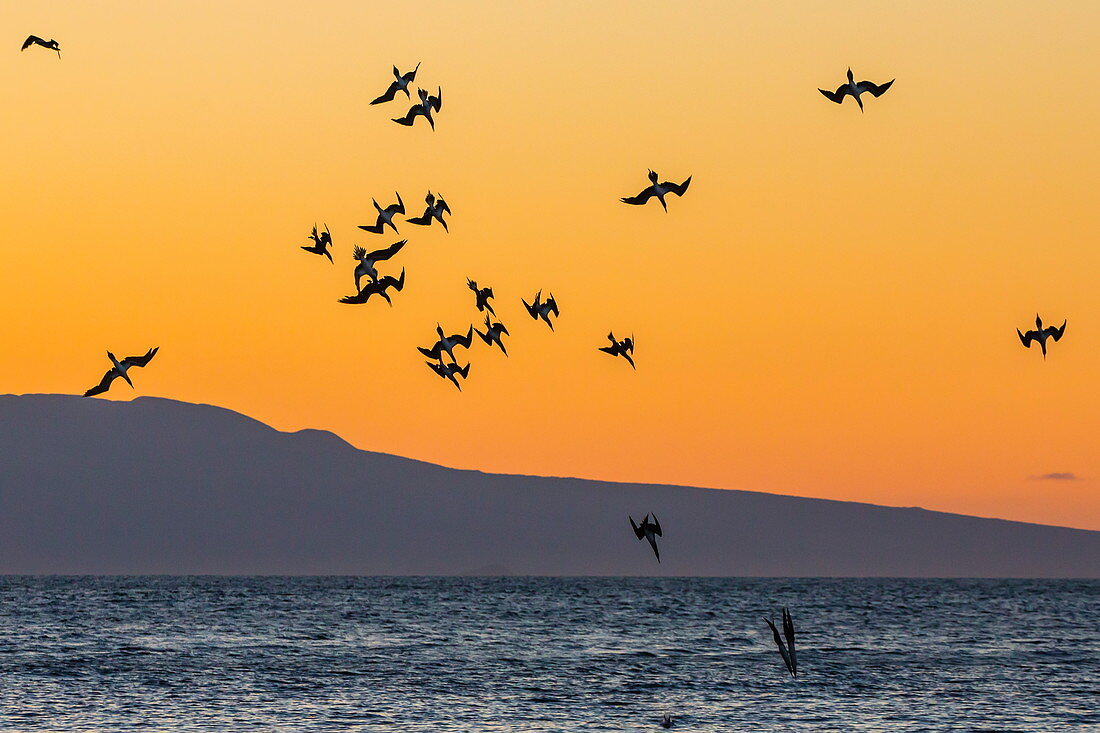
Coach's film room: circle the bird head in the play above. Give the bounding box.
[1035,314,1043,329]
[847,68,854,82]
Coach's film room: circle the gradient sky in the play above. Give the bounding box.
[3,1,1099,530]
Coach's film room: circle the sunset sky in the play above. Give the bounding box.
[3,1,1099,530]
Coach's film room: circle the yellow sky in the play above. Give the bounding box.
[3,2,1099,530]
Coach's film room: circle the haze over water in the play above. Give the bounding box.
[1,577,1096,731]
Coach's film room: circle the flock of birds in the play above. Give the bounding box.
[22,35,1071,728]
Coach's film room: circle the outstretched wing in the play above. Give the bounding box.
[371,81,400,105]
[1018,329,1034,348]
[391,192,405,215]
[782,607,797,677]
[621,186,656,205]
[763,617,795,676]
[392,105,426,126]
[856,79,893,97]
[663,176,692,197]
[407,207,434,226]
[819,84,850,103]
[120,347,158,369]
[650,513,662,537]
[339,288,372,304]
[629,516,645,540]
[83,367,119,397]
[364,239,406,262]
[1046,320,1067,342]
[402,62,420,82]
[22,35,46,50]
[429,87,442,112]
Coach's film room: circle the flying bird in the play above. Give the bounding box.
[358,193,405,234]
[818,68,894,112]
[418,324,474,362]
[352,240,406,290]
[599,332,635,369]
[370,63,420,104]
[83,348,159,397]
[629,513,662,563]
[301,224,333,262]
[620,170,692,212]
[21,35,60,58]
[407,191,451,231]
[763,607,798,678]
[1017,314,1066,358]
[522,290,559,330]
[475,314,510,356]
[467,278,495,315]
[338,268,405,305]
[426,358,470,391]
[392,86,443,129]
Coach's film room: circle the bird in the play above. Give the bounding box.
[599,332,635,369]
[358,193,405,234]
[476,314,510,356]
[352,240,406,290]
[301,224,333,262]
[1017,314,1067,358]
[21,35,60,58]
[426,358,470,391]
[338,268,405,305]
[629,513,662,562]
[392,86,443,129]
[661,714,673,729]
[370,63,420,104]
[620,170,692,212]
[83,348,159,397]
[818,68,894,112]
[418,324,474,362]
[762,607,797,678]
[467,278,495,315]
[406,191,451,231]
[522,290,559,330]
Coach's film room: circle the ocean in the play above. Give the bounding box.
[0,577,1096,731]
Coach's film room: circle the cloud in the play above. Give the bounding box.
[1029,472,1082,481]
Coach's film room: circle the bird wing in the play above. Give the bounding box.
[454,327,473,348]
[121,347,159,369]
[393,191,405,214]
[629,516,645,540]
[359,218,384,234]
[365,239,406,262]
[763,617,794,676]
[621,186,656,205]
[819,84,850,103]
[856,79,894,97]
[429,87,442,111]
[388,267,406,292]
[650,513,662,537]
[425,360,446,377]
[339,287,373,304]
[1047,320,1067,341]
[1018,329,1035,347]
[22,35,46,50]
[83,368,120,397]
[407,206,434,226]
[436,197,452,216]
[782,607,797,676]
[547,296,559,317]
[402,62,420,82]
[392,105,426,125]
[371,81,399,105]
[663,176,692,197]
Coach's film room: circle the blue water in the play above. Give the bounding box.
[0,578,1096,731]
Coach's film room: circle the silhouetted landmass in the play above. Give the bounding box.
[1,394,1096,576]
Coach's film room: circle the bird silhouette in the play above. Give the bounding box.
[1017,314,1066,358]
[475,314,510,356]
[599,332,635,369]
[418,324,474,362]
[83,348,159,397]
[407,191,451,231]
[358,193,405,234]
[818,68,894,112]
[661,714,673,729]
[467,278,495,315]
[620,170,692,212]
[21,35,60,58]
[763,607,798,677]
[426,358,470,391]
[629,513,662,562]
[370,63,420,104]
[392,86,443,129]
[352,240,406,290]
[522,290,559,330]
[301,224,333,262]
[338,268,405,305]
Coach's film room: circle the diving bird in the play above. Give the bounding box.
[629,513,662,563]
[599,332,635,369]
[522,290,559,330]
[426,358,470,391]
[418,324,474,362]
[1017,314,1066,358]
[352,239,406,290]
[83,348,159,397]
[620,170,692,212]
[406,191,451,231]
[661,714,673,729]
[338,268,405,305]
[392,86,443,129]
[358,193,405,234]
[370,63,420,104]
[475,314,510,356]
[21,35,60,58]
[301,224,333,262]
[467,278,495,315]
[763,607,797,678]
[818,68,894,112]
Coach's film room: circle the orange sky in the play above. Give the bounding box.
[3,2,1099,530]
